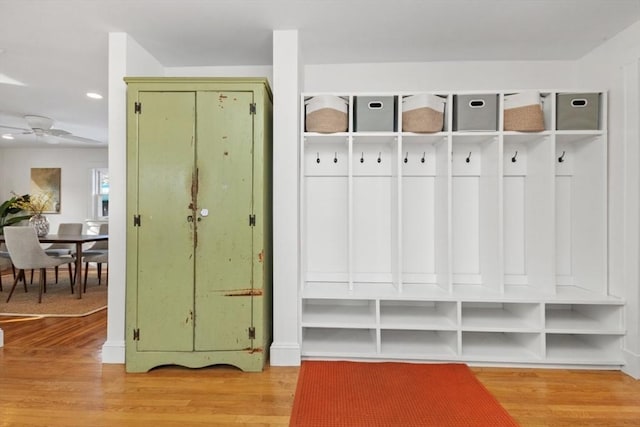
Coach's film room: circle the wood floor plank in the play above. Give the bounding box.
[1,310,639,426]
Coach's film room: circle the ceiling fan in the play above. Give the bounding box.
[0,115,102,144]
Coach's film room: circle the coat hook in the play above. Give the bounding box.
[466,152,472,163]
[360,152,364,163]
[421,152,426,164]
[377,152,382,163]
[334,152,338,163]
[316,152,320,164]
[404,152,408,163]
[558,151,566,163]
[511,150,518,163]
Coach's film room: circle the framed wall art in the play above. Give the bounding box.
[30,167,61,213]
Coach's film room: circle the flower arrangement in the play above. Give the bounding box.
[10,191,53,215]
[0,193,33,234]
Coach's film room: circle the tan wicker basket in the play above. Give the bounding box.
[306,108,348,133]
[504,92,545,132]
[402,94,445,133]
[305,96,348,133]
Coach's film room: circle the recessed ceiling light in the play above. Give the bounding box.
[86,92,103,99]
[2,134,15,140]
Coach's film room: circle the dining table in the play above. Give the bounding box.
[0,233,108,299]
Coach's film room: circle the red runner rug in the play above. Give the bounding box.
[289,361,519,427]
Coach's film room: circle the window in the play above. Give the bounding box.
[92,168,109,218]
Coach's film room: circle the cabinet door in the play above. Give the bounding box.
[134,91,196,352]
[194,91,255,351]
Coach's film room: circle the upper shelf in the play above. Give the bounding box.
[302,91,607,137]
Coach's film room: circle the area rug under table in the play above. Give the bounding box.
[0,272,107,317]
[289,361,519,427]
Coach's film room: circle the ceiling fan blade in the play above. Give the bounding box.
[0,124,30,132]
[54,133,102,144]
[47,128,72,137]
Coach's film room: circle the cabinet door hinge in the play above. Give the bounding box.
[249,103,256,115]
[133,214,141,227]
[249,214,256,227]
[133,328,140,341]
[134,102,142,114]
[248,326,256,340]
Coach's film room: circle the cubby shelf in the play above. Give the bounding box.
[299,90,624,368]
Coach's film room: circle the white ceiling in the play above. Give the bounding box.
[1,0,639,148]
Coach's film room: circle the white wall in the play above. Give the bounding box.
[576,20,640,379]
[165,65,273,84]
[304,60,580,92]
[102,32,164,363]
[270,30,302,366]
[0,147,107,231]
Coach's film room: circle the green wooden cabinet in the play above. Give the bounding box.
[125,78,272,372]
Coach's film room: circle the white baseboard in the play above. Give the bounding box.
[101,340,125,364]
[622,349,640,379]
[269,342,301,366]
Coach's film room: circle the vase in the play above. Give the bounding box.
[29,214,50,237]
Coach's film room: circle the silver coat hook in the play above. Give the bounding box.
[558,151,566,163]
[466,152,472,163]
[512,151,518,163]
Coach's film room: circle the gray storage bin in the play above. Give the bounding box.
[354,96,397,131]
[556,93,600,130]
[453,94,498,131]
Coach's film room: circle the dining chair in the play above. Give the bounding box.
[82,223,108,288]
[3,226,76,303]
[83,251,108,291]
[0,249,12,291]
[41,222,83,284]
[1,241,23,286]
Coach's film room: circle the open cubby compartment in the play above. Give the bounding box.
[545,334,624,364]
[351,134,399,287]
[379,300,457,329]
[502,91,554,132]
[554,134,607,294]
[451,135,501,292]
[502,134,555,293]
[400,93,450,133]
[462,331,543,361]
[545,303,624,333]
[461,301,542,330]
[302,299,377,328]
[380,329,458,358]
[302,94,349,134]
[400,135,450,291]
[302,327,378,356]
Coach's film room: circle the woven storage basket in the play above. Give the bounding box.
[402,94,446,133]
[305,96,348,133]
[504,92,545,132]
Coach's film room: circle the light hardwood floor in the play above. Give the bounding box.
[1,309,639,426]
